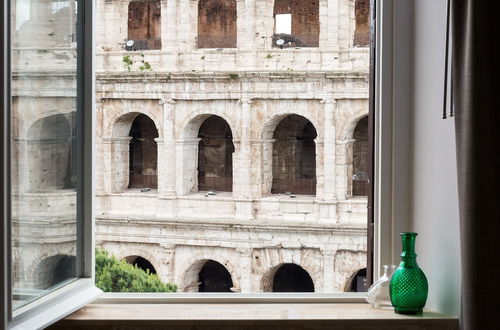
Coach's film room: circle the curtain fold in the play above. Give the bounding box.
[453,1,500,329]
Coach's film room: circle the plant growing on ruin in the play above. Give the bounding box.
[265,54,273,59]
[95,248,177,292]
[228,73,239,79]
[122,55,133,71]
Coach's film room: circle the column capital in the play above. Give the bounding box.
[239,97,253,105]
[320,97,337,105]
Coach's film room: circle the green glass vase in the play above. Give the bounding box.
[389,232,428,314]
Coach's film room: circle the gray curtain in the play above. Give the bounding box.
[453,1,500,329]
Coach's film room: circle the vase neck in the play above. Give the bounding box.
[400,233,417,256]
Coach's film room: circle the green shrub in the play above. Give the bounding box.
[95,249,177,292]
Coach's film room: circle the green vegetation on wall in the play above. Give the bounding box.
[95,249,177,292]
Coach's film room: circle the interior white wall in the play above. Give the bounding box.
[411,0,461,316]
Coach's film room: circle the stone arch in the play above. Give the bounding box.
[109,111,160,192]
[352,116,369,196]
[177,112,238,195]
[338,111,368,141]
[182,258,237,292]
[344,267,367,292]
[197,0,237,49]
[180,111,239,141]
[124,256,158,274]
[260,111,322,141]
[260,113,320,196]
[336,111,369,200]
[27,245,76,290]
[113,248,163,278]
[334,250,366,292]
[262,263,315,292]
[127,0,162,50]
[25,114,74,192]
[106,107,162,139]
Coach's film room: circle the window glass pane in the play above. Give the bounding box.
[95,0,371,293]
[10,0,79,309]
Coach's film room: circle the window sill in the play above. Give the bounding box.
[48,302,458,330]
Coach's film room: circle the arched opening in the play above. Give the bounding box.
[124,256,157,274]
[127,0,161,50]
[128,114,159,189]
[197,115,234,192]
[198,0,237,49]
[271,115,317,195]
[354,0,370,47]
[27,114,74,192]
[272,0,319,48]
[34,255,76,289]
[198,260,234,292]
[345,268,368,292]
[352,116,368,196]
[271,263,314,292]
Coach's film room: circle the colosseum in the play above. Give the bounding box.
[11,0,370,295]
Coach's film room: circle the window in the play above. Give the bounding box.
[197,0,237,49]
[273,0,320,48]
[127,0,162,51]
[1,0,421,327]
[2,0,99,328]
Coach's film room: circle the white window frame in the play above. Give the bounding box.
[1,0,101,329]
[0,0,413,326]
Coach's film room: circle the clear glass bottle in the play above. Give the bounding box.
[366,265,396,308]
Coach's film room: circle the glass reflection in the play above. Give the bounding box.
[11,0,79,309]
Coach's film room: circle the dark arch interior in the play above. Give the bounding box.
[272,263,315,292]
[125,256,157,274]
[352,116,369,196]
[129,114,159,189]
[197,115,234,192]
[198,260,233,292]
[272,115,317,195]
[348,268,368,292]
[27,114,74,192]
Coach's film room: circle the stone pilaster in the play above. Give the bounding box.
[322,98,337,200]
[163,0,177,51]
[315,138,325,198]
[159,98,176,196]
[321,249,336,292]
[237,248,253,293]
[175,138,201,195]
[336,139,355,200]
[103,137,132,193]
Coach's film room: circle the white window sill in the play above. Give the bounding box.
[47,297,458,330]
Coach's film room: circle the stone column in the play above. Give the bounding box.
[160,98,176,196]
[255,0,274,50]
[163,0,178,51]
[322,98,337,200]
[321,249,336,292]
[237,0,256,51]
[261,139,275,195]
[336,139,355,200]
[175,138,201,195]
[103,137,132,193]
[237,97,253,198]
[250,139,264,198]
[237,248,253,293]
[315,139,325,198]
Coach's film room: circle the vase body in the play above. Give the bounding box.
[366,265,396,308]
[390,232,428,314]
